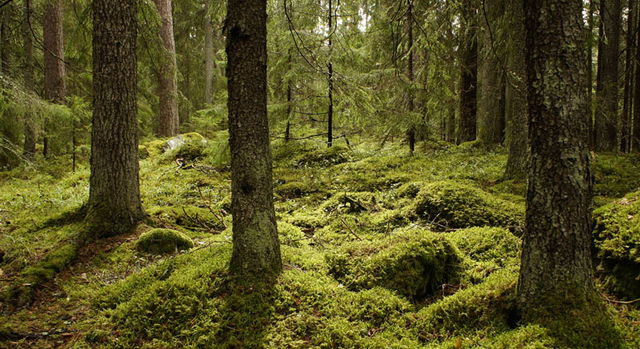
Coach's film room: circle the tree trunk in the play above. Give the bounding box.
[458,0,478,144]
[477,0,505,145]
[634,2,640,151]
[519,1,617,345]
[22,0,36,158]
[86,0,143,237]
[226,0,281,277]
[622,0,636,152]
[0,1,12,75]
[327,0,334,148]
[587,0,596,150]
[406,0,416,154]
[204,1,215,106]
[43,0,66,158]
[153,0,179,137]
[595,0,621,152]
[503,0,528,179]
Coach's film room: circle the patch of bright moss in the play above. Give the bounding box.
[414,181,524,231]
[293,145,351,167]
[135,228,194,255]
[148,205,226,232]
[448,227,520,267]
[326,229,462,299]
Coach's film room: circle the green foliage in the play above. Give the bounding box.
[448,227,520,267]
[326,229,462,299]
[293,145,352,167]
[593,154,640,198]
[413,181,524,231]
[593,193,640,299]
[135,229,194,255]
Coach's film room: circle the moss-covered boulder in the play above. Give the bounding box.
[135,229,194,255]
[448,227,521,267]
[413,181,524,231]
[593,193,640,299]
[293,145,351,167]
[326,229,462,299]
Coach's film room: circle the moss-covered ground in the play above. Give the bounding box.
[0,137,639,348]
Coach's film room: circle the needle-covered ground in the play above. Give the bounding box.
[0,136,639,348]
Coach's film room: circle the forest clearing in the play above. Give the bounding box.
[0,0,639,348]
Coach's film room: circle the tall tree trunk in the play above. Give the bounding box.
[226,0,281,277]
[0,1,12,75]
[153,0,179,137]
[406,0,416,154]
[204,0,215,105]
[327,0,334,148]
[458,0,478,144]
[634,3,640,151]
[595,0,621,152]
[477,0,505,145]
[519,1,619,346]
[503,0,528,179]
[285,52,293,142]
[22,0,36,158]
[622,0,636,152]
[86,0,143,237]
[587,0,596,150]
[43,0,66,158]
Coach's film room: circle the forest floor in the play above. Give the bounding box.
[0,135,639,348]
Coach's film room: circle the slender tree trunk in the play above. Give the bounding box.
[622,0,636,152]
[595,0,621,152]
[285,52,293,142]
[0,2,12,75]
[458,0,478,144]
[477,0,505,145]
[226,0,281,277]
[43,0,66,158]
[519,2,618,346]
[406,0,416,154]
[503,0,528,179]
[634,3,640,151]
[327,0,334,148]
[204,1,215,105]
[22,0,36,158]
[153,0,179,137]
[587,0,596,150]
[86,0,143,237]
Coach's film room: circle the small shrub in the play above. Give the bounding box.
[135,228,194,255]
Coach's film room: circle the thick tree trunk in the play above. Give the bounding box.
[22,0,36,158]
[477,0,505,145]
[622,0,636,153]
[153,0,179,137]
[519,3,616,345]
[503,0,528,179]
[595,0,621,152]
[86,0,143,237]
[226,0,282,277]
[458,0,477,144]
[587,0,596,150]
[204,1,214,105]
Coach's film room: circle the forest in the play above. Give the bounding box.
[0,0,639,347]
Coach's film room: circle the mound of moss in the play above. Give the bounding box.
[448,227,521,267]
[413,181,524,231]
[593,193,640,299]
[135,228,194,255]
[326,229,462,299]
[320,192,378,214]
[148,206,226,231]
[293,145,351,167]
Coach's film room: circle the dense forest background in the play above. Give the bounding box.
[0,0,639,347]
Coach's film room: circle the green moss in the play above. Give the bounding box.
[135,228,194,255]
[321,192,379,214]
[293,145,352,167]
[448,227,520,267]
[148,205,226,231]
[593,154,640,198]
[592,193,640,299]
[414,268,518,341]
[275,180,326,199]
[326,229,462,299]
[413,181,524,231]
[278,221,307,247]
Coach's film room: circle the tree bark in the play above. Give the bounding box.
[406,0,416,154]
[477,0,505,145]
[22,0,36,158]
[595,0,621,152]
[327,0,334,148]
[0,1,12,76]
[519,1,611,343]
[634,2,640,151]
[622,0,636,152]
[226,0,282,277]
[153,0,179,137]
[458,0,478,144]
[86,0,143,237]
[503,0,528,179]
[204,0,215,106]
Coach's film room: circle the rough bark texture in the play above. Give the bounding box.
[43,0,65,102]
[634,2,640,151]
[503,0,528,179]
[153,0,179,137]
[86,0,143,237]
[458,0,478,144]
[406,0,416,154]
[595,0,621,152]
[477,0,505,145]
[0,2,12,75]
[226,0,282,276]
[519,0,595,321]
[622,0,636,153]
[204,1,215,105]
[22,0,36,158]
[327,0,334,148]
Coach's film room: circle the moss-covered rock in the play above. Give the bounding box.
[448,227,520,267]
[135,228,194,255]
[148,206,226,231]
[413,181,524,231]
[293,145,351,167]
[593,193,640,299]
[326,229,462,299]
